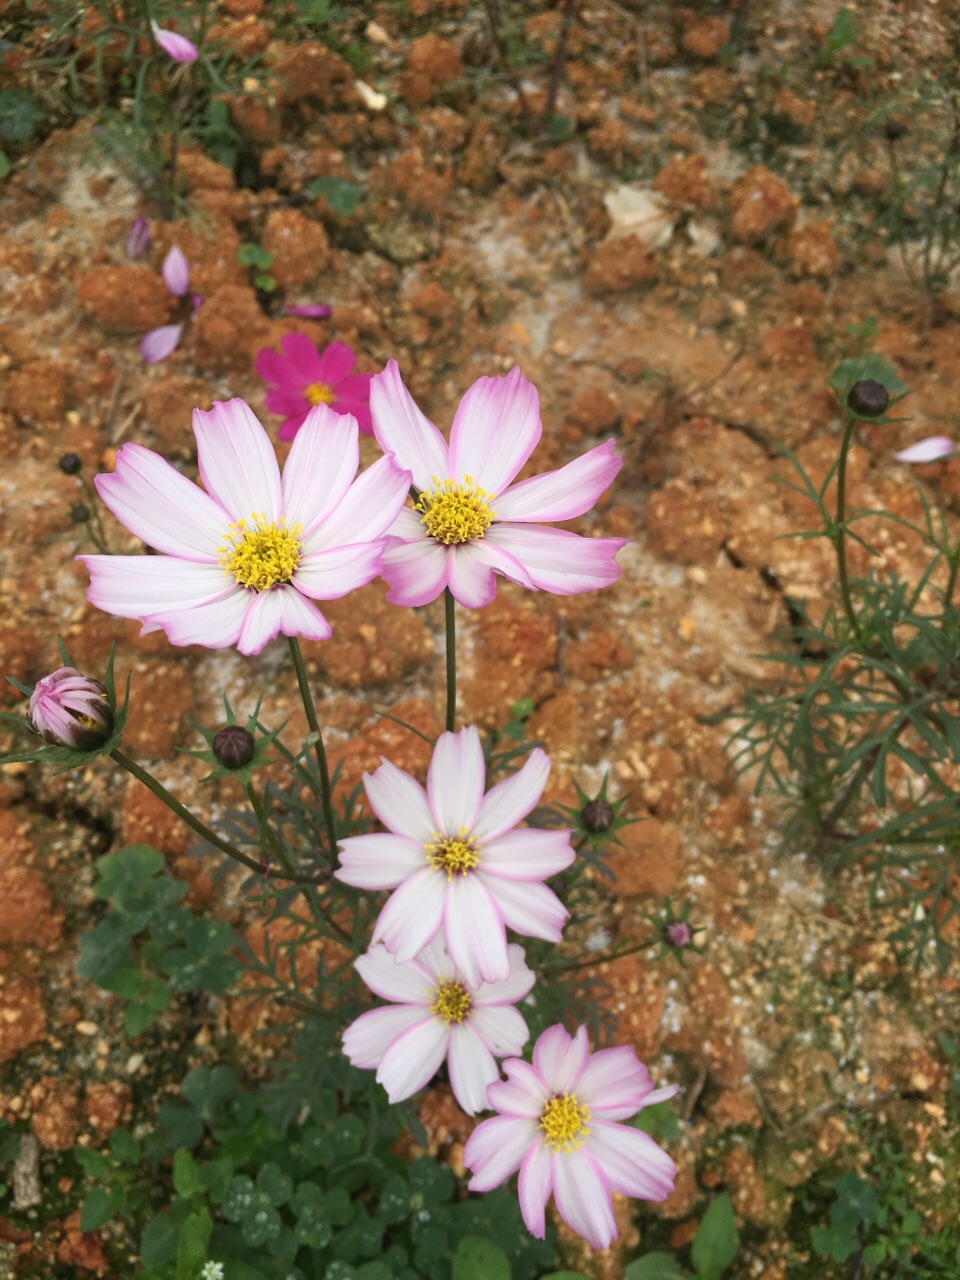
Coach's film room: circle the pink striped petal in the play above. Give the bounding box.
[372,867,446,961]
[472,748,550,842]
[894,436,956,463]
[139,324,183,364]
[464,1115,537,1191]
[577,1045,656,1117]
[81,555,231,619]
[517,1142,553,1240]
[486,524,626,595]
[443,875,509,987]
[151,590,252,650]
[354,944,434,1005]
[533,1024,590,1094]
[643,1084,682,1108]
[281,407,359,537]
[473,944,536,1007]
[293,541,385,600]
[363,759,435,843]
[193,399,282,523]
[427,725,485,835]
[94,443,227,558]
[445,539,532,608]
[448,367,541,496]
[381,537,450,607]
[484,875,567,942]
[305,453,411,553]
[487,1059,548,1117]
[494,440,622,522]
[448,1022,500,1115]
[376,1015,450,1102]
[469,1004,530,1059]
[151,20,198,62]
[553,1149,617,1251]
[335,833,425,890]
[370,360,450,491]
[586,1121,677,1201]
[234,587,308,655]
[342,1004,426,1069]
[481,828,575,881]
[162,245,190,296]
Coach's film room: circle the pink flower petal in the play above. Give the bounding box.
[494,440,622,522]
[469,1004,530,1059]
[279,331,327,384]
[427,725,485,836]
[281,407,359,537]
[335,833,425,890]
[443,875,509,987]
[305,453,411,553]
[149,590,253,650]
[94,442,227,559]
[587,1121,677,1201]
[273,584,333,643]
[162,245,190,296]
[370,360,450,491]
[481,828,575,881]
[576,1045,655,1118]
[376,1015,450,1102]
[127,215,150,258]
[281,304,332,318]
[381,537,450,607]
[487,1059,549,1117]
[333,372,373,402]
[363,759,435,843]
[256,346,298,387]
[473,944,536,1007]
[464,1115,537,1192]
[294,541,385,601]
[151,20,198,62]
[193,399,282,524]
[371,867,446,961]
[354,944,434,1005]
[448,1022,500,1115]
[444,540,528,609]
[533,1024,590,1094]
[337,396,373,435]
[552,1149,617,1251]
[643,1084,682,1108]
[139,324,183,364]
[448,367,541,496]
[80,555,231,620]
[472,748,551,843]
[234,588,283,655]
[517,1142,553,1240]
[486,524,627,595]
[894,436,956,463]
[342,1005,426,1069]
[277,413,310,441]
[483,875,567,942]
[315,340,357,387]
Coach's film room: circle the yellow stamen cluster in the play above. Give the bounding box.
[220,515,302,591]
[415,476,495,546]
[425,832,480,879]
[430,979,472,1025]
[305,381,335,406]
[539,1093,591,1154]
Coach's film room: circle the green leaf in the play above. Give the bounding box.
[306,176,363,216]
[140,1214,179,1267]
[180,1065,237,1118]
[691,1194,737,1280]
[238,243,273,268]
[625,1254,685,1280]
[453,1235,512,1280]
[74,1147,112,1179]
[0,153,10,179]
[254,273,278,292]
[862,1241,888,1267]
[175,1207,212,1280]
[811,1222,858,1263]
[0,89,43,143]
[76,917,137,984]
[108,1127,139,1165]
[173,1149,203,1199]
[257,1162,293,1206]
[80,1187,113,1232]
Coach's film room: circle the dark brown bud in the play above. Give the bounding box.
[212,725,256,770]
[581,799,614,834]
[71,502,91,523]
[847,379,889,418]
[58,453,82,475]
[884,118,907,142]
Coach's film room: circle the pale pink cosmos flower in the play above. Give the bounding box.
[151,19,199,63]
[80,399,411,656]
[343,937,534,1114]
[335,725,574,988]
[369,361,627,610]
[895,436,956,464]
[256,335,373,439]
[28,668,114,752]
[464,1024,679,1251]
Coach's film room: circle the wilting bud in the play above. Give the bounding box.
[29,668,114,751]
[847,379,889,418]
[581,798,614,834]
[212,724,256,770]
[58,453,82,475]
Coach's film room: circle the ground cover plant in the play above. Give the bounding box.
[1,1,960,1278]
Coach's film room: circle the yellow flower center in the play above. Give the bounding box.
[219,515,302,591]
[305,381,335,406]
[415,476,495,546]
[539,1093,591,1154]
[425,832,480,879]
[430,979,472,1025]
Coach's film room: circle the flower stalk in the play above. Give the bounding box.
[288,636,339,862]
[444,587,457,733]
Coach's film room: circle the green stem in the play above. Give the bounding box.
[444,587,457,733]
[945,556,960,611]
[110,748,317,883]
[287,636,339,862]
[545,935,660,974]
[834,414,861,640]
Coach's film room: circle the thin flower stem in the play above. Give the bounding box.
[834,414,862,641]
[287,636,339,862]
[444,587,457,733]
[110,747,318,883]
[545,935,660,974]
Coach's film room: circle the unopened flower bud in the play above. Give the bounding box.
[58,453,82,476]
[581,799,614,834]
[71,502,91,523]
[884,118,907,142]
[847,379,889,418]
[29,668,114,751]
[664,921,692,948]
[212,724,255,770]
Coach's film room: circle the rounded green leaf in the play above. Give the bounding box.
[453,1235,511,1280]
[691,1194,737,1280]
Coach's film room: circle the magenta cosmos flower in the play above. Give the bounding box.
[343,937,534,1114]
[256,335,373,440]
[335,725,574,988]
[464,1024,679,1251]
[28,668,114,751]
[369,361,626,609]
[80,399,410,656]
[151,19,198,63]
